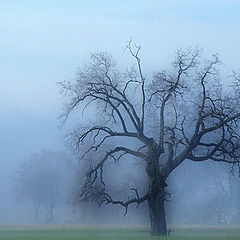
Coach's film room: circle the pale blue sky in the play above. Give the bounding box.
[0,0,240,175]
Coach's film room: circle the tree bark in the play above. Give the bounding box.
[146,150,168,236]
[148,186,167,236]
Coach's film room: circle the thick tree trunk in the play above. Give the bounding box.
[146,148,168,236]
[148,187,167,236]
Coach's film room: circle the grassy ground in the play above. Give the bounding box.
[0,225,240,239]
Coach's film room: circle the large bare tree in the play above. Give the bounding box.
[60,43,240,236]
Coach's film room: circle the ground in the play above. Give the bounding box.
[0,225,240,239]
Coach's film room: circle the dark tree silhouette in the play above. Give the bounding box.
[60,42,240,236]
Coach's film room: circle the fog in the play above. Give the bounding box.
[2,152,240,226]
[1,0,240,228]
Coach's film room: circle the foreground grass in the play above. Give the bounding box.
[1,225,240,239]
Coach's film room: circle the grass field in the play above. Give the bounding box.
[1,225,240,240]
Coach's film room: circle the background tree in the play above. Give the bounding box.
[60,43,240,236]
[205,162,240,224]
[15,154,42,223]
[15,149,71,223]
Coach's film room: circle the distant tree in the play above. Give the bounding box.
[15,150,70,223]
[60,42,240,236]
[206,162,240,224]
[15,154,42,223]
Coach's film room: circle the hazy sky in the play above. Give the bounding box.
[1,0,240,184]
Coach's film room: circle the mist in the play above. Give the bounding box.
[1,152,240,227]
[1,1,240,238]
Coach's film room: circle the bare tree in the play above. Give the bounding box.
[15,153,44,223]
[15,150,70,223]
[205,161,240,224]
[60,42,240,236]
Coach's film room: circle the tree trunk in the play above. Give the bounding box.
[48,207,54,223]
[146,149,168,236]
[34,207,39,223]
[33,201,40,224]
[148,187,167,236]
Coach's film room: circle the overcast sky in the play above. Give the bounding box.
[0,0,240,187]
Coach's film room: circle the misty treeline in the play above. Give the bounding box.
[14,150,240,226]
[167,161,240,225]
[73,156,240,226]
[58,42,240,236]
